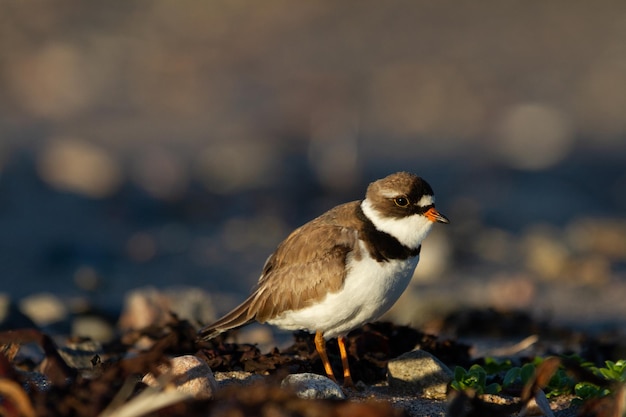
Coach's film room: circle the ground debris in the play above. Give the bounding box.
[0,311,617,417]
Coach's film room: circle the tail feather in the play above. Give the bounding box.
[197,293,257,340]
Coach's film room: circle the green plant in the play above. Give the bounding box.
[596,359,626,382]
[450,364,501,395]
[571,359,626,405]
[451,357,575,398]
[481,357,512,374]
[450,356,626,405]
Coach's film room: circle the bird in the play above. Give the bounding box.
[197,172,449,387]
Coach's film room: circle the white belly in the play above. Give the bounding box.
[267,240,420,338]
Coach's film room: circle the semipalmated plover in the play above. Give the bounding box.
[198,172,449,386]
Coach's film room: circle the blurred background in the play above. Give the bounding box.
[1,1,625,337]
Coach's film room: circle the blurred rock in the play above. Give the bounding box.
[566,254,611,285]
[118,286,216,331]
[71,314,115,342]
[566,218,626,260]
[6,41,104,120]
[18,293,68,327]
[142,355,217,400]
[487,274,536,310]
[522,223,614,285]
[387,349,452,399]
[281,373,345,400]
[495,103,573,170]
[130,147,188,200]
[58,339,103,370]
[36,137,122,198]
[521,225,570,281]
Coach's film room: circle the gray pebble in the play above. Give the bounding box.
[142,355,217,400]
[281,373,345,400]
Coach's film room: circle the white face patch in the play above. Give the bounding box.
[417,194,434,207]
[361,199,434,249]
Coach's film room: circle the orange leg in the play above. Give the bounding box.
[338,336,354,388]
[315,331,336,382]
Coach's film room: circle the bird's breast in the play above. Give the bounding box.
[267,240,420,338]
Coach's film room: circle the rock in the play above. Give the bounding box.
[142,355,217,400]
[18,293,68,327]
[387,349,453,399]
[71,314,115,342]
[214,371,264,390]
[281,373,345,400]
[161,286,217,328]
[58,339,103,371]
[118,286,216,331]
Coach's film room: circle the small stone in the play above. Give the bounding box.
[18,293,68,327]
[58,339,103,371]
[214,371,264,390]
[387,349,453,399]
[281,373,345,400]
[72,314,115,342]
[142,355,217,400]
[118,286,216,331]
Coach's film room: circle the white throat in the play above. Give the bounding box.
[361,199,434,249]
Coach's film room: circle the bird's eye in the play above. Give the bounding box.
[393,197,410,207]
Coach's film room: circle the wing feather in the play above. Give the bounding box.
[197,202,361,339]
[250,217,358,321]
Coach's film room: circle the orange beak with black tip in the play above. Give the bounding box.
[425,207,450,224]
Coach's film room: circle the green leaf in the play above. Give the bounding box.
[574,382,606,400]
[483,357,512,374]
[450,380,462,391]
[503,368,521,387]
[454,366,467,382]
[485,383,502,394]
[520,363,536,384]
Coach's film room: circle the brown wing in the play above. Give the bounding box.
[197,202,361,340]
[251,216,359,321]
